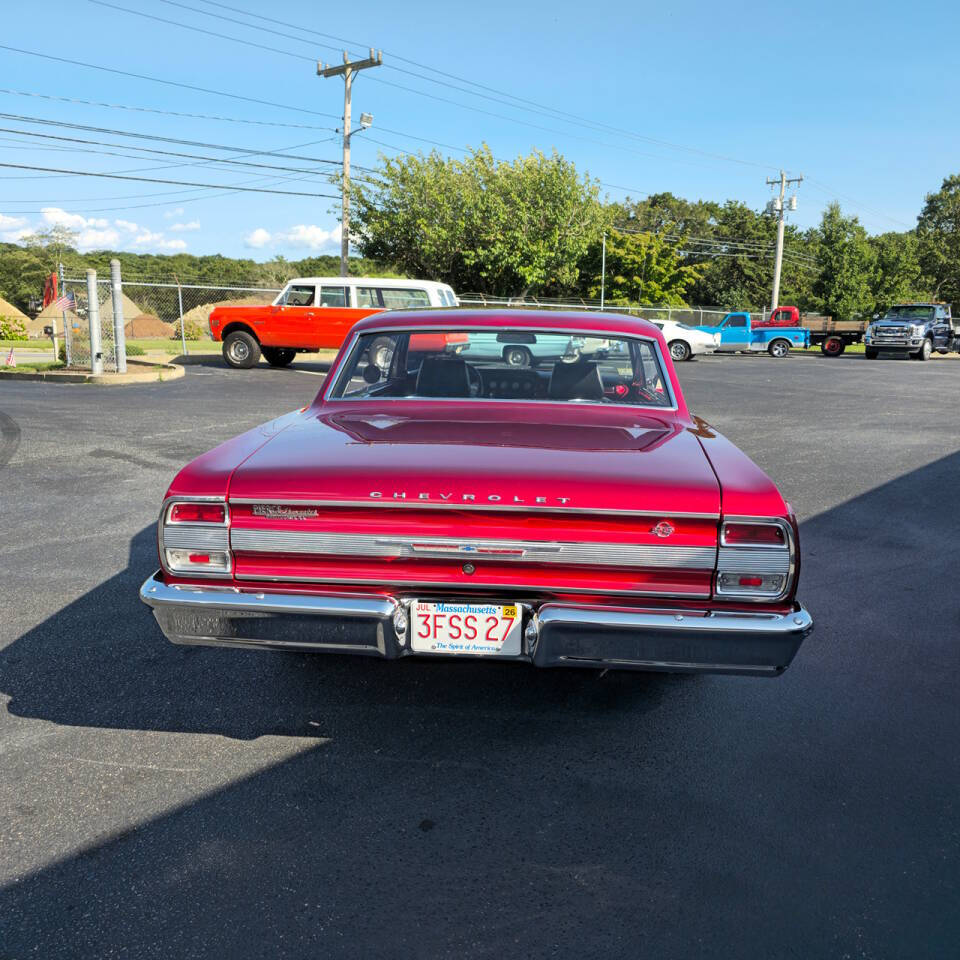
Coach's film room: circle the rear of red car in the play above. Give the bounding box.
[141,311,812,675]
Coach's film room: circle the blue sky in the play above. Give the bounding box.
[0,0,956,260]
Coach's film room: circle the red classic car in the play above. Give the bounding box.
[141,310,813,676]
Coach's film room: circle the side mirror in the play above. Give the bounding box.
[362,364,382,384]
[872,314,879,320]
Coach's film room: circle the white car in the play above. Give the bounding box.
[651,320,720,362]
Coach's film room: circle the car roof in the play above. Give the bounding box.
[351,308,664,338]
[286,277,451,288]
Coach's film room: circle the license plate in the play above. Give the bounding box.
[410,601,522,656]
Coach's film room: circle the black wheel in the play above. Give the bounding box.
[768,339,791,358]
[821,337,844,357]
[368,336,395,370]
[865,347,879,359]
[668,339,692,362]
[503,345,532,367]
[262,347,296,368]
[916,338,932,362]
[222,330,260,368]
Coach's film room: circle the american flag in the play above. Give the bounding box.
[4,347,15,367]
[53,293,74,311]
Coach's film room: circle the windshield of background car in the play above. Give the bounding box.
[884,306,934,320]
[329,329,672,407]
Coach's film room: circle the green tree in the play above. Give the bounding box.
[812,202,876,320]
[582,228,701,305]
[353,145,605,295]
[870,231,924,311]
[917,173,960,302]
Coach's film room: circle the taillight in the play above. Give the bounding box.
[169,502,225,524]
[716,518,794,601]
[160,500,231,577]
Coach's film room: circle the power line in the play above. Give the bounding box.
[0,44,339,121]
[92,0,773,174]
[176,0,779,172]
[0,161,341,197]
[0,88,337,133]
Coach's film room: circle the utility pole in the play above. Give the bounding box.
[766,170,803,311]
[600,233,606,309]
[319,49,382,277]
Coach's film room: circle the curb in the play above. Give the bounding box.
[0,358,185,385]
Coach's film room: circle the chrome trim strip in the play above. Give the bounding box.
[717,548,791,575]
[230,529,716,569]
[162,526,230,551]
[228,498,721,520]
[229,572,711,599]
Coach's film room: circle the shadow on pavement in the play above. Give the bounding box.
[1,451,959,958]
[173,354,334,375]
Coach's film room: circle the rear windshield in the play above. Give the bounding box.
[329,329,672,407]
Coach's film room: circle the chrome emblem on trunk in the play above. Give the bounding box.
[252,504,319,520]
[651,521,675,538]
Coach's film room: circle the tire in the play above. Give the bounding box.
[222,330,260,368]
[916,338,932,362]
[865,347,879,359]
[262,347,296,368]
[668,339,692,362]
[821,337,844,357]
[768,339,791,358]
[503,345,532,367]
[368,336,395,369]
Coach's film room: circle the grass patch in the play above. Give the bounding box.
[0,361,65,373]
[126,338,215,352]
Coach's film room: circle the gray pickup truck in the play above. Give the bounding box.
[864,302,956,360]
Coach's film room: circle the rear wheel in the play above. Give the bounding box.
[668,339,692,362]
[222,330,260,368]
[503,345,532,367]
[262,347,296,367]
[821,337,844,356]
[768,338,791,358]
[864,347,879,359]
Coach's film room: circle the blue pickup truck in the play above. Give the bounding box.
[700,311,811,358]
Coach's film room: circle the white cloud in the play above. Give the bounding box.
[0,213,26,229]
[244,227,272,249]
[244,223,341,251]
[132,230,187,251]
[1,227,33,243]
[77,228,120,249]
[115,219,139,232]
[169,220,200,232]
[163,207,185,219]
[40,207,109,230]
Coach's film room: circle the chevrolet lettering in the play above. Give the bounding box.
[141,309,813,676]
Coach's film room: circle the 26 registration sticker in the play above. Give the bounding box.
[410,601,522,657]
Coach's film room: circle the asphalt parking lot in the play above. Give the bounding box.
[1,351,958,958]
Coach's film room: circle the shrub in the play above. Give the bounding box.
[0,315,28,340]
[125,343,145,356]
[172,319,204,341]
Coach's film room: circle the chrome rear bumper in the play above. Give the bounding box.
[140,572,813,675]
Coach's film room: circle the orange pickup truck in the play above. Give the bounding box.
[210,276,459,368]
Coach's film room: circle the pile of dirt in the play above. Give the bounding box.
[26,304,81,339]
[0,295,30,326]
[124,314,175,338]
[180,294,274,338]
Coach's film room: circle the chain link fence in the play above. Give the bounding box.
[62,276,116,370]
[457,294,765,327]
